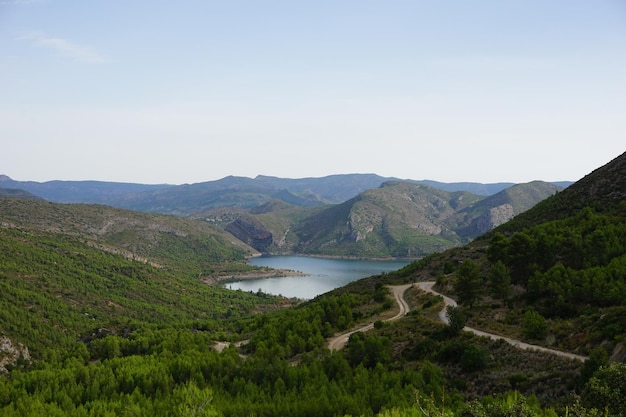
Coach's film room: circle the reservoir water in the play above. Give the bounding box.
[225,255,411,299]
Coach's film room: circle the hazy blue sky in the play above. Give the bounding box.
[1,1,625,185]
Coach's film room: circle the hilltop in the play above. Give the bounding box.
[197,180,562,258]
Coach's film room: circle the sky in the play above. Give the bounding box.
[1,1,625,185]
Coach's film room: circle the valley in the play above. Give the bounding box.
[2,174,566,258]
[0,153,624,416]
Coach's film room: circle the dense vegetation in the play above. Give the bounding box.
[0,226,279,362]
[0,279,621,416]
[1,152,625,416]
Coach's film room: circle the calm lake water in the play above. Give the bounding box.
[225,255,410,299]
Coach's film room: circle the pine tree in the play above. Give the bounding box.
[489,260,511,301]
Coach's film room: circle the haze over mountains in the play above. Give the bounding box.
[207,180,563,258]
[0,174,572,213]
[1,174,568,257]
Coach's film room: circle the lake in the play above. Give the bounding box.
[225,255,411,299]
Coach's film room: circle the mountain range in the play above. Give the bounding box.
[0,173,572,215]
[193,180,563,257]
[1,174,569,257]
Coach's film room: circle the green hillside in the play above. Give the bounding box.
[0,227,276,360]
[0,154,624,416]
[0,198,258,277]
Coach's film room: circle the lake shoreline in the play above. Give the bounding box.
[220,255,412,299]
[259,253,418,262]
[203,268,308,285]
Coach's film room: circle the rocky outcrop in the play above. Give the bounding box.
[226,217,273,252]
[471,204,516,235]
[0,336,31,373]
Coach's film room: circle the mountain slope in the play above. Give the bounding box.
[0,198,257,275]
[0,198,290,366]
[212,180,562,258]
[2,173,572,216]
[454,180,562,237]
[0,152,619,415]
[293,181,563,257]
[497,151,626,232]
[390,150,626,359]
[0,188,43,200]
[293,182,481,257]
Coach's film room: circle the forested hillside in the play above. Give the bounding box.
[0,198,258,276]
[0,153,624,416]
[0,199,290,365]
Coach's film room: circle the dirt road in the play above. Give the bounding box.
[327,284,412,350]
[415,281,587,362]
[328,281,587,361]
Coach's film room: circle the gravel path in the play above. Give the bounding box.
[415,281,587,362]
[327,284,412,350]
[328,282,587,362]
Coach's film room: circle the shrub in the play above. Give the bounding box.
[523,310,547,340]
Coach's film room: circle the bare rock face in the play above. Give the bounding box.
[473,204,515,235]
[610,342,626,363]
[488,204,516,228]
[226,218,273,252]
[0,336,31,373]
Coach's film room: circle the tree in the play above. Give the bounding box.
[460,344,489,372]
[446,306,466,336]
[173,381,218,417]
[578,348,609,389]
[455,260,482,307]
[582,363,626,416]
[488,260,511,301]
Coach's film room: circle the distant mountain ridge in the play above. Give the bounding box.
[0,174,572,216]
[197,180,563,258]
[0,175,170,203]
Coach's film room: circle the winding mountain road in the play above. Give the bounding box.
[328,284,412,350]
[415,281,587,362]
[329,282,587,362]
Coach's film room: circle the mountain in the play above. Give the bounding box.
[390,150,626,360]
[1,174,564,259]
[454,180,563,238]
[85,174,405,214]
[293,182,482,257]
[94,175,335,215]
[0,197,294,372]
[496,152,626,231]
[1,173,572,216]
[0,175,170,203]
[417,179,517,195]
[203,180,562,258]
